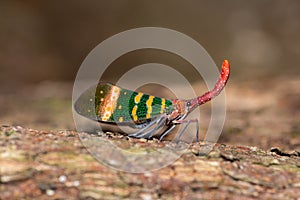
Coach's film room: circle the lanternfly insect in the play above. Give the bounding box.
[75,60,230,141]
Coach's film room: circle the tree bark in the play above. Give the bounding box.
[1,125,299,199]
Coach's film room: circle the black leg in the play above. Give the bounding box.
[172,119,199,143]
[136,117,167,139]
[128,115,166,138]
[128,117,160,137]
[159,124,176,141]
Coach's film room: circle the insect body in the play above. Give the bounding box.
[75,60,230,141]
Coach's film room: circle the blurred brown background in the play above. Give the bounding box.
[1,1,300,149]
[1,0,300,87]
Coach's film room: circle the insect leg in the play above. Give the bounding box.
[135,117,167,139]
[128,115,166,138]
[159,124,176,141]
[128,117,160,138]
[173,119,199,143]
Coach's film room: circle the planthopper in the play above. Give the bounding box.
[74,60,230,141]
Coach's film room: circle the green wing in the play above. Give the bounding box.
[74,83,173,123]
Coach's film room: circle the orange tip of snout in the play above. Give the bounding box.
[222,59,230,69]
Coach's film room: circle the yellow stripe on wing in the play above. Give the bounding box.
[160,98,166,114]
[146,95,154,119]
[132,105,138,121]
[134,92,143,104]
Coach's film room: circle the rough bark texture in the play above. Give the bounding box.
[1,78,300,199]
[1,125,300,200]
